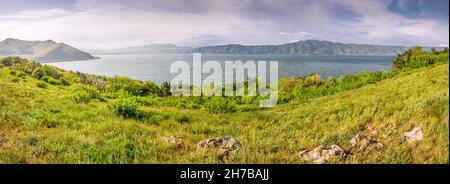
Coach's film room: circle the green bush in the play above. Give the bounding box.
[108,98,139,118]
[17,72,26,78]
[36,81,48,88]
[142,81,162,96]
[41,65,62,79]
[203,97,237,113]
[9,70,17,76]
[48,78,62,85]
[11,77,19,83]
[41,76,51,82]
[60,78,70,86]
[32,68,46,79]
[72,86,103,103]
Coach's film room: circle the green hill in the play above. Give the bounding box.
[0,38,98,63]
[0,48,448,163]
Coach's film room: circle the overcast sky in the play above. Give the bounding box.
[0,0,448,49]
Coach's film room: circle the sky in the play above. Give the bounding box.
[0,0,448,49]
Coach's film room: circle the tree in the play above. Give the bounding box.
[160,82,172,96]
[142,81,162,96]
[32,68,46,79]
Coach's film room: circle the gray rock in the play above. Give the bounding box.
[161,135,184,149]
[403,126,424,142]
[348,133,383,153]
[197,136,241,163]
[298,145,344,164]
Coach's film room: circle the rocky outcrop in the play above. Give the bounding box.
[197,136,241,163]
[298,126,384,164]
[298,145,344,164]
[161,135,184,149]
[347,133,383,153]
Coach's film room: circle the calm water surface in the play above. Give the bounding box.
[47,54,395,83]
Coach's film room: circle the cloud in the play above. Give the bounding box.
[0,9,71,19]
[0,0,448,49]
[280,32,315,42]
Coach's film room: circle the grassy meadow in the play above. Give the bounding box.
[0,47,448,163]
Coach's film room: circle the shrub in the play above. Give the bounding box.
[41,76,51,82]
[36,81,48,88]
[108,98,139,118]
[72,86,103,103]
[173,114,190,123]
[142,81,162,96]
[32,68,46,79]
[48,78,62,85]
[203,97,237,113]
[105,76,144,96]
[41,65,62,79]
[11,77,19,83]
[60,78,70,86]
[17,72,26,78]
[9,70,17,76]
[160,82,172,96]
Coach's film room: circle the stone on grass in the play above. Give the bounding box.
[298,145,344,164]
[197,136,241,163]
[403,126,424,142]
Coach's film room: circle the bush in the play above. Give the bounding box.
[41,76,51,82]
[36,81,48,88]
[32,68,46,79]
[11,77,19,83]
[142,81,162,96]
[108,98,139,118]
[48,78,62,85]
[105,76,144,96]
[203,97,237,113]
[72,86,103,103]
[60,78,70,86]
[9,70,17,76]
[41,65,62,79]
[17,72,26,78]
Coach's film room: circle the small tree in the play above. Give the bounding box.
[160,82,172,96]
[32,68,46,79]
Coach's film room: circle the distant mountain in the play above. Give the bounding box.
[92,40,439,56]
[193,40,413,55]
[90,44,193,55]
[0,38,98,62]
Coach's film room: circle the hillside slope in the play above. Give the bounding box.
[0,61,448,163]
[0,38,98,62]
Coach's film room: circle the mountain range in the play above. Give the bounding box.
[89,40,430,56]
[2,38,446,63]
[0,38,98,62]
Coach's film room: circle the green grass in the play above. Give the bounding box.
[0,60,448,163]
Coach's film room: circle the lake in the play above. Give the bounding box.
[47,54,395,84]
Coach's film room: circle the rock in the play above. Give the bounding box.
[298,145,344,164]
[348,133,383,153]
[197,136,241,163]
[403,126,424,142]
[197,136,240,152]
[161,135,184,149]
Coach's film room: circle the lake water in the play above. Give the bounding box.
[47,54,395,83]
